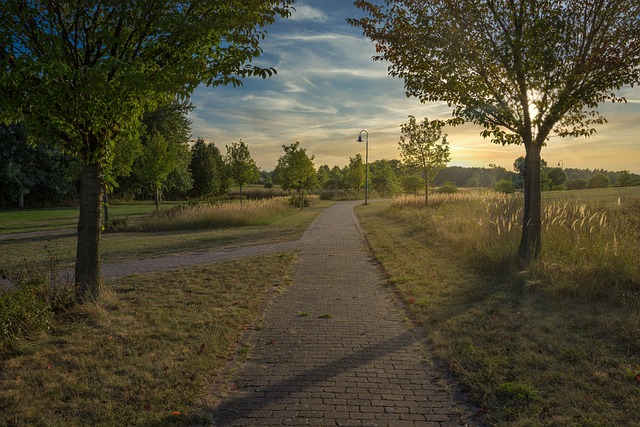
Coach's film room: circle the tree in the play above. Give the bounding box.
[273,141,317,208]
[370,159,402,197]
[616,170,632,187]
[225,140,259,201]
[344,154,366,194]
[135,133,178,210]
[0,1,293,300]
[351,0,640,262]
[189,139,227,198]
[587,173,611,189]
[547,167,568,189]
[398,116,450,206]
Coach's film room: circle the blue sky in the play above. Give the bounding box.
[188,1,640,173]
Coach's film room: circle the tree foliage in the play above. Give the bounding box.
[398,116,450,206]
[225,140,259,199]
[273,141,316,208]
[189,139,227,198]
[0,0,293,300]
[351,0,640,262]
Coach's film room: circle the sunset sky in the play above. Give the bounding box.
[188,0,640,173]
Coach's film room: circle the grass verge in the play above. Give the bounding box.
[0,252,295,426]
[356,197,640,426]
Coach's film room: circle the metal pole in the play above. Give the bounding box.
[358,130,369,205]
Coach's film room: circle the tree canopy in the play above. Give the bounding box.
[0,0,293,300]
[351,0,640,262]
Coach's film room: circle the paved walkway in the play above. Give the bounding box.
[208,201,477,426]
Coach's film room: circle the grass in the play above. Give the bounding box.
[124,198,298,231]
[356,191,640,426]
[0,252,295,426]
[0,202,176,234]
[0,201,328,275]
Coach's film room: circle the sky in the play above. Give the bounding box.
[188,1,640,173]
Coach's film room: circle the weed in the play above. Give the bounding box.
[318,313,333,319]
[297,312,311,317]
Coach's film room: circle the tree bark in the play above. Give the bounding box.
[75,162,103,302]
[155,185,160,211]
[518,140,542,263]
[18,190,24,208]
[103,184,109,230]
[424,174,429,207]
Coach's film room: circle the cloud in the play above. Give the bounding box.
[289,4,328,22]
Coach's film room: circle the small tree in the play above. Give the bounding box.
[398,116,451,206]
[135,132,178,210]
[225,140,259,201]
[189,139,227,198]
[345,154,366,195]
[273,141,317,209]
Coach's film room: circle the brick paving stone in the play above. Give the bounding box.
[208,201,480,426]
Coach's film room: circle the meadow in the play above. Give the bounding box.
[356,186,640,426]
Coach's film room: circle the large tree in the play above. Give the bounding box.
[351,0,640,262]
[398,116,451,207]
[0,0,293,300]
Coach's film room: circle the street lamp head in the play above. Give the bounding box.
[357,129,368,142]
[357,135,363,142]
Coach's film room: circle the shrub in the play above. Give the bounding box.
[436,182,458,193]
[494,179,515,194]
[587,173,611,189]
[0,270,75,349]
[566,178,587,190]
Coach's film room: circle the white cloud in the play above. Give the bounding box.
[289,4,328,22]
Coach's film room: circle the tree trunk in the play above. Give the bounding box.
[103,184,109,231]
[18,190,24,208]
[75,162,103,302]
[518,141,542,263]
[155,186,160,211]
[424,175,429,207]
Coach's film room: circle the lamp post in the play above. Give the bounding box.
[558,160,563,169]
[357,130,369,205]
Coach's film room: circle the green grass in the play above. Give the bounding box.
[0,202,177,234]
[0,252,295,426]
[0,202,328,275]
[356,196,640,426]
[541,185,640,202]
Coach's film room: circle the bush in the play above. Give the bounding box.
[566,178,587,190]
[436,182,458,194]
[0,272,74,349]
[494,179,515,194]
[587,173,611,189]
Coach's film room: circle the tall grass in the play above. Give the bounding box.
[120,198,296,232]
[391,192,640,301]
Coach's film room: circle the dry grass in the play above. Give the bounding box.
[0,252,295,426]
[122,197,298,232]
[357,194,640,426]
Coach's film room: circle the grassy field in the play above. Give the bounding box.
[0,252,295,425]
[0,201,176,234]
[0,200,327,275]
[355,186,640,426]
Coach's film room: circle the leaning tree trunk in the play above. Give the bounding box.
[519,140,543,263]
[75,162,103,302]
